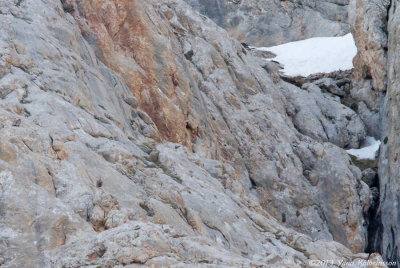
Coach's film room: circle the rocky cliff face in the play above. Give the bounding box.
[183,0,351,46]
[0,0,386,267]
[372,0,400,263]
[350,0,400,265]
[349,0,389,93]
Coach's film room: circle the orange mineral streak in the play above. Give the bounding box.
[74,0,191,145]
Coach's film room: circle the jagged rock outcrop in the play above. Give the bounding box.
[0,0,384,267]
[183,0,351,46]
[278,70,367,149]
[349,0,390,92]
[347,0,389,139]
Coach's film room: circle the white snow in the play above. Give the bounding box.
[346,137,381,160]
[253,33,358,77]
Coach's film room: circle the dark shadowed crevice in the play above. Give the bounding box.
[365,172,383,255]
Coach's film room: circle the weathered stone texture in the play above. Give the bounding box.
[0,0,384,266]
[183,0,351,46]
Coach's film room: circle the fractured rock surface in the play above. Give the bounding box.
[0,0,385,267]
[183,0,351,46]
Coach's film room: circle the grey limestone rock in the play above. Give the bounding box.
[183,0,351,46]
[0,0,383,266]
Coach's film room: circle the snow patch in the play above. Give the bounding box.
[346,137,381,160]
[253,33,358,77]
